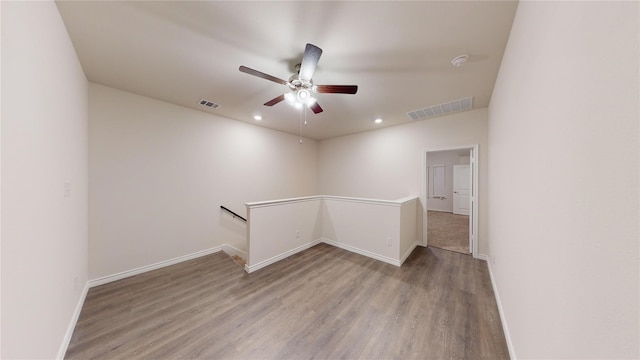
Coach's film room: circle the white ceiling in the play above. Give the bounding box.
[56,1,518,140]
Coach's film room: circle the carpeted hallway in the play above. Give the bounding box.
[427,210,470,254]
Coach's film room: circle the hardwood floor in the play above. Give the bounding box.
[65,244,509,359]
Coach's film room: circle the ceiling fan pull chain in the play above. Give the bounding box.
[299,107,303,144]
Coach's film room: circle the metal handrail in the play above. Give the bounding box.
[220,206,247,222]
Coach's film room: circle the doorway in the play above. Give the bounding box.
[422,145,478,257]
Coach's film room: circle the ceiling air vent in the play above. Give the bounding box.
[198,99,221,109]
[407,96,473,120]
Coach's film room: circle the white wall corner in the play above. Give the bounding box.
[400,242,420,265]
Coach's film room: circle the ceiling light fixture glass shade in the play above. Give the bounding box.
[285,89,316,109]
[297,89,310,102]
[284,92,295,104]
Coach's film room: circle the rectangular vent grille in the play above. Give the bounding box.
[198,99,221,109]
[407,96,473,120]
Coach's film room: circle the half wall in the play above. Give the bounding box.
[245,195,419,273]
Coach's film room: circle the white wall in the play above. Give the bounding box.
[323,197,401,263]
[1,2,89,358]
[245,195,419,271]
[246,196,323,272]
[488,1,639,358]
[398,197,418,262]
[318,109,489,254]
[426,150,469,212]
[89,84,317,279]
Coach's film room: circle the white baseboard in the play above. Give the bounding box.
[400,241,420,265]
[245,239,322,273]
[321,238,401,267]
[485,258,517,360]
[222,244,247,260]
[57,282,89,359]
[476,253,489,261]
[88,246,223,287]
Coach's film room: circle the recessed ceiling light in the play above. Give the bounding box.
[253,115,262,121]
[374,118,383,124]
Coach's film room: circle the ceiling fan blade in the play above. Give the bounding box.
[315,85,358,94]
[309,101,323,114]
[264,94,286,106]
[298,43,323,81]
[239,66,288,85]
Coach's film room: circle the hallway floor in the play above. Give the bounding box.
[427,210,470,254]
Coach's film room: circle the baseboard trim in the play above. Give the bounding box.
[485,258,517,360]
[222,244,247,260]
[476,253,489,261]
[88,246,223,287]
[400,241,420,265]
[322,238,400,267]
[57,282,89,359]
[245,239,322,273]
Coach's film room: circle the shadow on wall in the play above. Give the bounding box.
[313,203,324,241]
[220,211,246,238]
[322,200,336,241]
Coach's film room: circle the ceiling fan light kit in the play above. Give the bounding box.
[239,43,358,115]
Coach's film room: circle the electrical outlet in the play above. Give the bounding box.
[386,236,392,246]
[296,230,300,238]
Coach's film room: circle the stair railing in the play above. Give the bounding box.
[220,205,247,222]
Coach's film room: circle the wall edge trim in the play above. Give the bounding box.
[400,241,420,265]
[322,238,401,267]
[245,239,322,273]
[57,283,89,360]
[485,257,517,359]
[222,244,247,260]
[88,246,223,287]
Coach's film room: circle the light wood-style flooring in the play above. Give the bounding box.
[65,244,509,359]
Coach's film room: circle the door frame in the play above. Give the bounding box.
[422,144,479,258]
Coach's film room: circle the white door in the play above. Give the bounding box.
[453,165,470,215]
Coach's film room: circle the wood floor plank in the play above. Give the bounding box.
[65,243,509,359]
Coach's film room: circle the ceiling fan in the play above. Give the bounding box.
[239,43,358,114]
